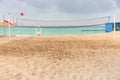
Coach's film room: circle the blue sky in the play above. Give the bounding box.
[0,0,120,21]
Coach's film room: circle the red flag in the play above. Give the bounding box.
[20,12,24,16]
[4,19,14,25]
[4,20,9,23]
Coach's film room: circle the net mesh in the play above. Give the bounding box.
[16,16,110,27]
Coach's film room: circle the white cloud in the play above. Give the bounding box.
[0,0,120,21]
[57,0,116,14]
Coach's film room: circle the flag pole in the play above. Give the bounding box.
[8,13,11,38]
[19,12,24,36]
[3,15,6,36]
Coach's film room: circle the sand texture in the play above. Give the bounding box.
[0,32,120,80]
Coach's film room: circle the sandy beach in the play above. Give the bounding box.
[0,32,120,80]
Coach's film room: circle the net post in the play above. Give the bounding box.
[113,15,116,41]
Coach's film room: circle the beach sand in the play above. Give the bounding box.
[0,32,120,80]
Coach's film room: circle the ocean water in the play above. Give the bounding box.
[0,26,105,36]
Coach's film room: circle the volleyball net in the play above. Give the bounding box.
[17,16,110,27]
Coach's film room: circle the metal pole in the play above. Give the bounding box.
[8,13,11,38]
[19,16,23,36]
[113,15,116,40]
[12,17,15,36]
[3,15,6,36]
